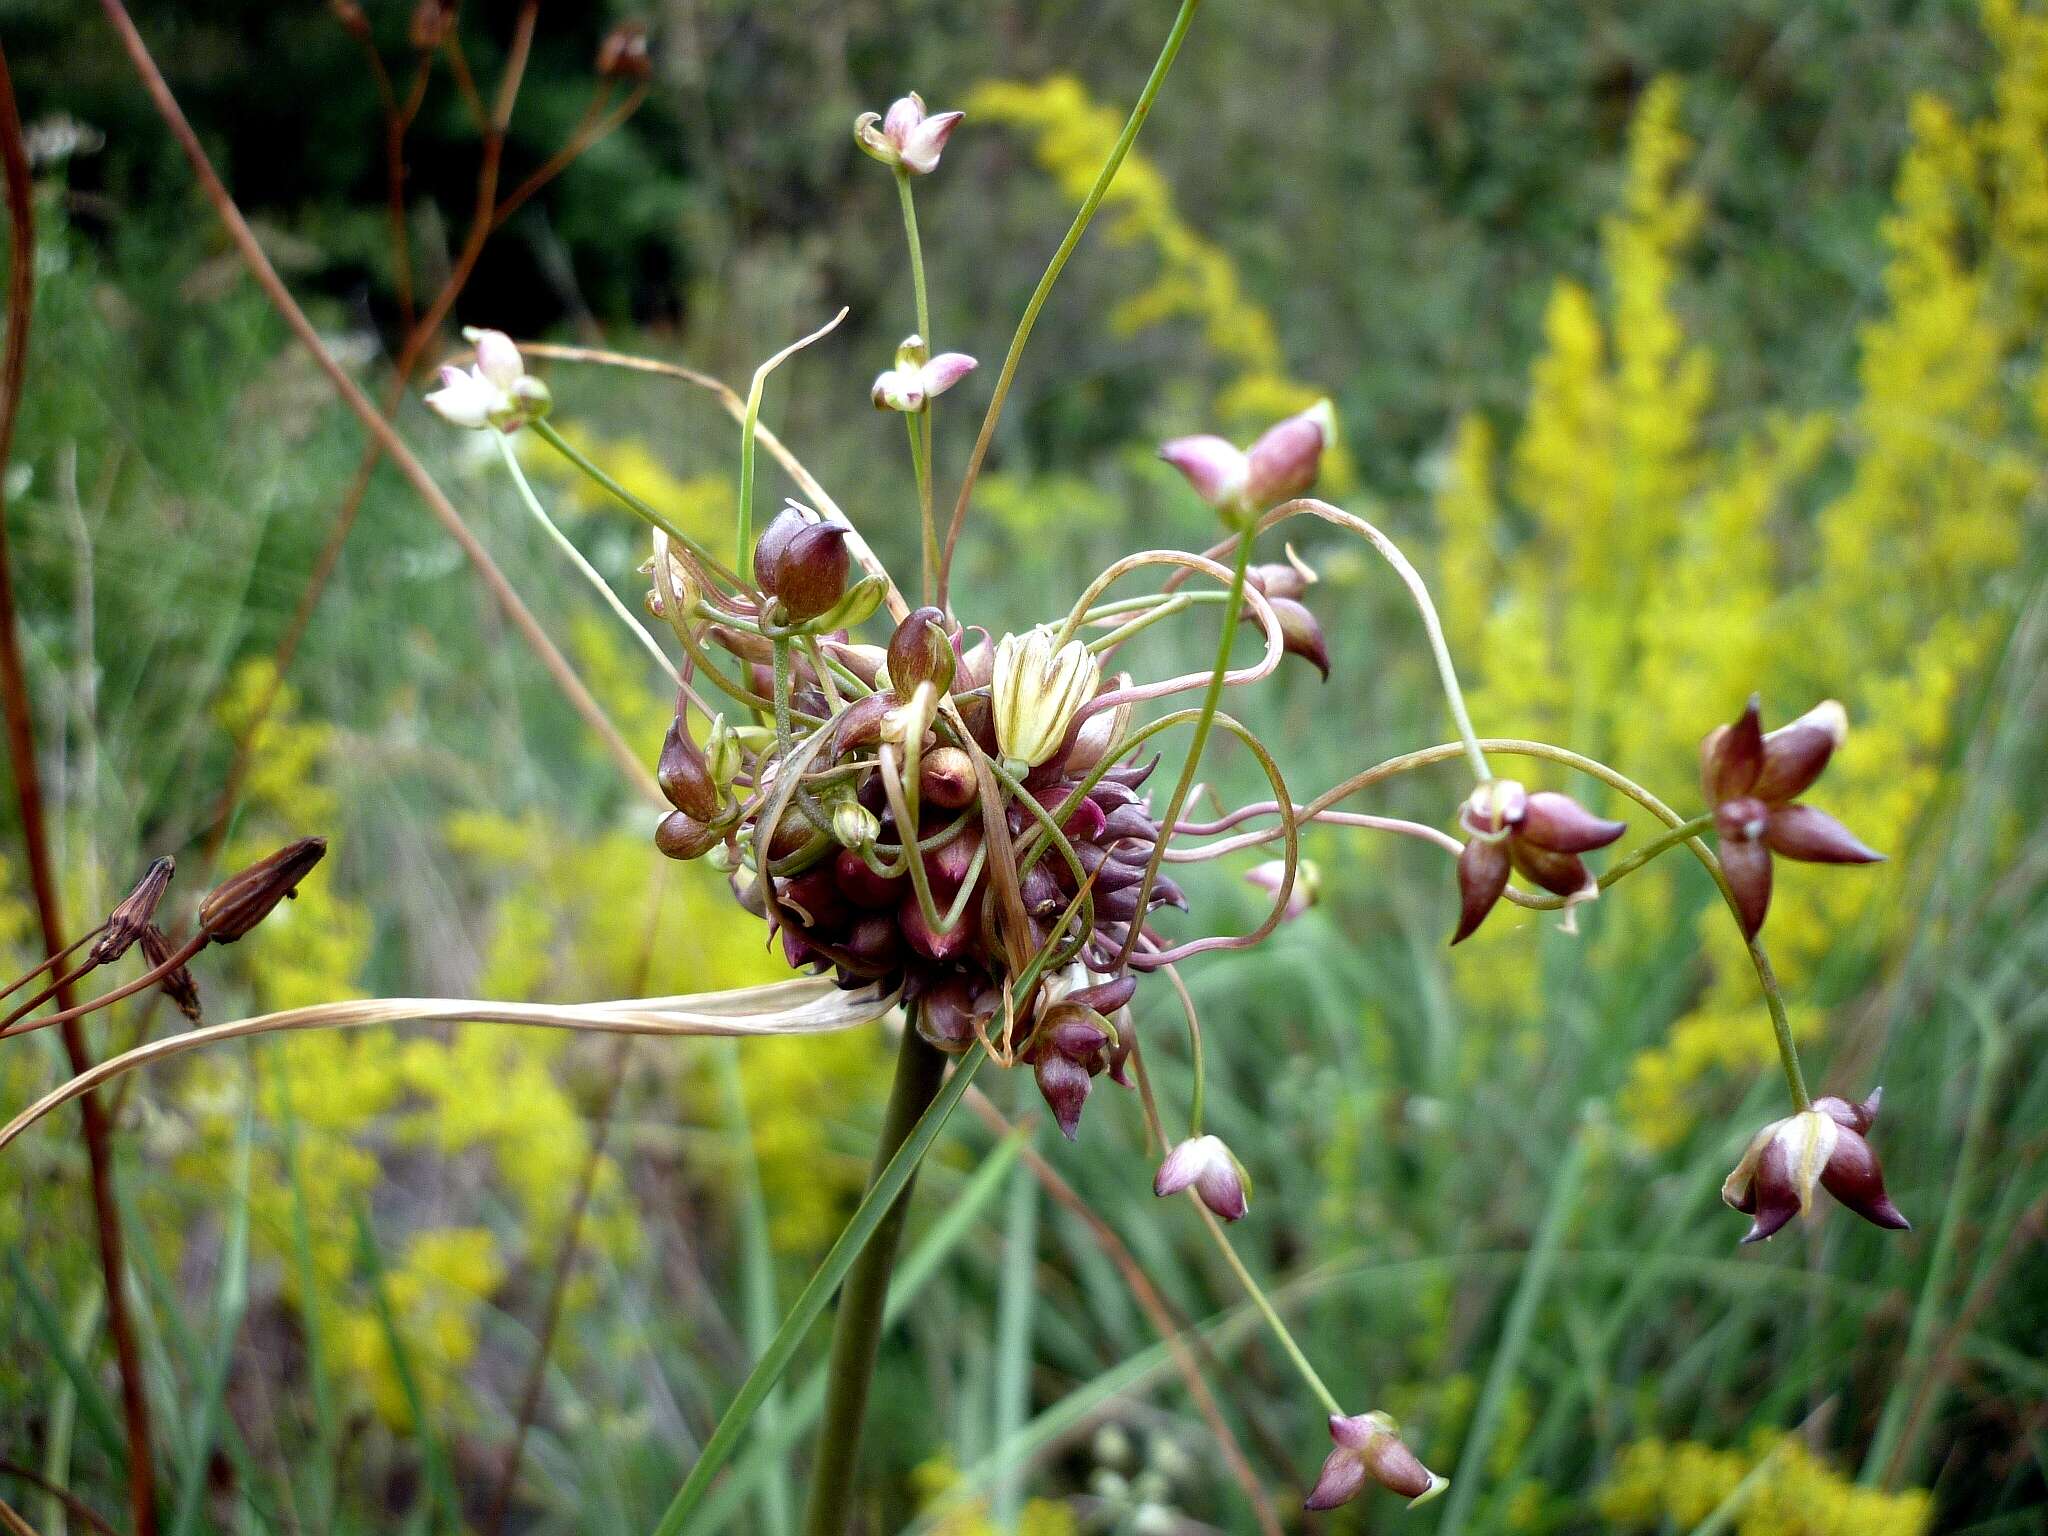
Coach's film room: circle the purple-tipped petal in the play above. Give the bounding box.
[1754,700,1847,803]
[1507,840,1593,900]
[1452,835,1510,944]
[1303,1446,1368,1512]
[899,108,963,174]
[1266,596,1330,679]
[1158,435,1249,509]
[1763,804,1883,865]
[1519,791,1626,853]
[882,93,925,141]
[1069,974,1138,1015]
[1814,1085,1882,1135]
[1821,1126,1911,1232]
[1740,1135,1801,1244]
[752,504,811,592]
[1702,696,1765,804]
[1152,1135,1248,1220]
[1718,834,1774,941]
[1243,403,1331,509]
[920,351,977,398]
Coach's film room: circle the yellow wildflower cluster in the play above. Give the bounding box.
[967,76,1350,484]
[1432,11,2036,1144]
[180,656,747,1425]
[1598,1433,1931,1535]
[909,1455,1079,1536]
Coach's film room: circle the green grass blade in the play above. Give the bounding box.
[4,1249,125,1460]
[989,1156,1039,1528]
[650,1045,986,1536]
[716,1043,793,1536]
[168,1100,254,1536]
[688,1127,1031,1534]
[352,1203,462,1534]
[1438,1121,1589,1536]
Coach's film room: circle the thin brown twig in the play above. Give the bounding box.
[0,41,159,1536]
[0,1465,120,1536]
[0,1494,43,1536]
[198,6,648,864]
[961,1086,1286,1536]
[95,0,658,808]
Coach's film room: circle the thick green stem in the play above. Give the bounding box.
[801,1024,949,1535]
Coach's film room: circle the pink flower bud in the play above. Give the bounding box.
[854,92,964,175]
[1153,1134,1250,1221]
[1306,1412,1447,1510]
[1245,858,1318,922]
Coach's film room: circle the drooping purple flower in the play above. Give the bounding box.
[1701,696,1882,940]
[1452,779,1625,944]
[1721,1088,1909,1244]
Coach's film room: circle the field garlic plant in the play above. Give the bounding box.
[1,5,1930,1528]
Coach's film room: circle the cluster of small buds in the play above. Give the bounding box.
[647,499,1187,1136]
[1159,400,1335,527]
[1722,1087,1909,1243]
[871,335,977,413]
[854,92,964,175]
[1305,1411,1447,1511]
[423,329,551,433]
[1452,779,1626,944]
[1701,696,1882,939]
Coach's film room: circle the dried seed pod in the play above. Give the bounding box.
[141,924,203,1024]
[198,838,327,943]
[595,19,651,81]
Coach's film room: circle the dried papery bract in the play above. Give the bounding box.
[90,856,175,965]
[197,837,328,943]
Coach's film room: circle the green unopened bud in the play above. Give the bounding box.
[832,799,881,851]
[705,714,742,788]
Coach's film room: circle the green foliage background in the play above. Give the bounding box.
[0,2,2042,1533]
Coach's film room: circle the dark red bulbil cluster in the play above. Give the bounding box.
[652,507,1191,1138]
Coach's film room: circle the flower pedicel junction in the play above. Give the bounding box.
[3,20,1906,1531]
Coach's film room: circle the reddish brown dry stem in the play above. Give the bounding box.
[0,41,159,1536]
[95,0,659,811]
[199,3,648,864]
